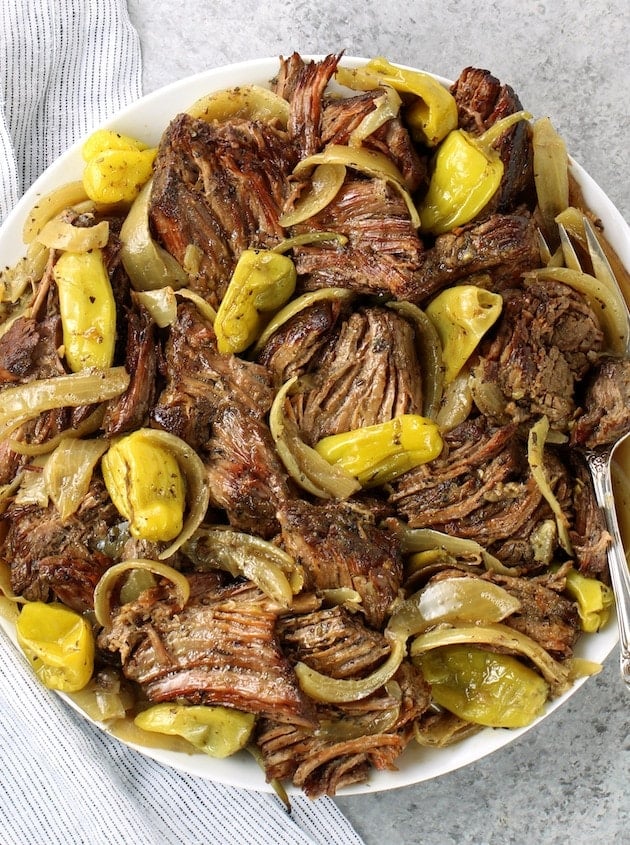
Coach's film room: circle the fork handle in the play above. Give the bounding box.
[587,450,630,689]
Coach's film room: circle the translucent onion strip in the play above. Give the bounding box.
[0,367,130,442]
[279,164,347,228]
[387,576,521,640]
[130,428,210,560]
[252,288,354,356]
[295,637,405,703]
[269,376,360,500]
[183,526,303,607]
[22,181,90,244]
[527,415,573,555]
[8,405,105,456]
[409,622,572,696]
[386,300,444,419]
[292,144,420,228]
[401,527,513,575]
[93,558,191,628]
[36,218,109,252]
[43,437,109,520]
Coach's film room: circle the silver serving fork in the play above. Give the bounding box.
[560,218,630,689]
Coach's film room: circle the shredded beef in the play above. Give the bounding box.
[289,305,424,443]
[292,178,424,298]
[472,279,604,430]
[408,211,540,303]
[277,499,403,629]
[571,356,630,449]
[149,113,298,308]
[99,579,314,726]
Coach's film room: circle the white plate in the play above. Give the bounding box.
[0,56,627,795]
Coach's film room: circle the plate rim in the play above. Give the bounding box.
[0,54,625,795]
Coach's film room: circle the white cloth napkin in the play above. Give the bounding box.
[0,3,366,843]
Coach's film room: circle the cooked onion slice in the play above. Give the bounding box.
[186,84,290,127]
[527,415,573,555]
[401,527,513,575]
[532,117,569,247]
[36,218,109,251]
[252,288,354,355]
[125,428,210,560]
[22,180,90,244]
[93,558,191,628]
[293,144,420,228]
[387,576,521,640]
[269,376,360,500]
[44,437,109,520]
[386,300,444,419]
[295,636,405,703]
[279,164,347,228]
[183,526,303,607]
[409,622,572,696]
[0,367,130,441]
[119,180,188,292]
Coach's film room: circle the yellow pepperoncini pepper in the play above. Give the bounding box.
[564,568,614,632]
[336,56,458,147]
[425,284,503,383]
[214,249,297,354]
[418,644,549,728]
[134,703,255,758]
[53,249,116,372]
[16,601,95,692]
[419,110,532,234]
[82,128,157,204]
[314,414,443,487]
[101,430,186,543]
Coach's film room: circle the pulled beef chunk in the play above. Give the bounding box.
[390,417,573,571]
[0,314,63,383]
[409,211,540,303]
[255,661,429,798]
[472,279,604,430]
[149,113,298,308]
[255,296,349,384]
[568,454,611,576]
[571,356,630,449]
[204,401,292,538]
[275,52,341,157]
[152,303,291,536]
[290,306,424,443]
[99,579,314,727]
[277,500,403,629]
[278,605,391,678]
[152,303,275,448]
[293,178,424,298]
[103,300,157,435]
[450,67,534,213]
[3,477,118,611]
[483,569,580,659]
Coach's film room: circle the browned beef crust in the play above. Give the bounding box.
[571,356,630,449]
[277,499,403,629]
[408,211,540,304]
[472,279,604,430]
[149,113,298,308]
[3,478,118,611]
[451,66,535,214]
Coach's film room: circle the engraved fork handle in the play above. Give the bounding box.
[586,449,630,689]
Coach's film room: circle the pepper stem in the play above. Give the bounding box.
[478,109,532,149]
